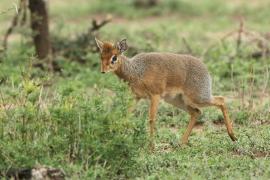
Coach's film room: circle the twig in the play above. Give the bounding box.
[0,7,14,15]
[248,65,254,110]
[242,30,269,48]
[182,37,193,54]
[236,18,244,55]
[202,30,237,56]
[0,2,18,15]
[262,66,269,95]
[202,19,270,58]
[2,0,24,50]
[90,16,112,33]
[20,0,28,26]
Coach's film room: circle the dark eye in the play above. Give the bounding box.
[111,55,117,64]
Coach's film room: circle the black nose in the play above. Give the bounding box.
[101,71,105,74]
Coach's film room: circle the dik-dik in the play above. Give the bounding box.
[95,38,237,148]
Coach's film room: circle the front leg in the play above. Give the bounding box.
[149,95,160,150]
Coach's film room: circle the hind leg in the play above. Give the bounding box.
[163,94,187,111]
[208,96,237,141]
[181,106,201,144]
[163,94,201,144]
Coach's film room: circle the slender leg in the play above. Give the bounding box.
[181,107,201,144]
[211,96,237,141]
[149,95,160,149]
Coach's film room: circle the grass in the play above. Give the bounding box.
[0,0,270,179]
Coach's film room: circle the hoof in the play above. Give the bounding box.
[230,134,238,141]
[181,137,189,145]
[180,139,190,147]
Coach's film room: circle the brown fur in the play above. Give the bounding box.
[95,38,237,149]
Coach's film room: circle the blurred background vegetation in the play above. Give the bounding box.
[0,0,270,179]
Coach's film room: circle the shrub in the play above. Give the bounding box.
[0,77,146,178]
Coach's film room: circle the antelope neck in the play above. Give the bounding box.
[114,55,138,82]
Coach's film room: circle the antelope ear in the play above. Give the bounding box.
[116,39,128,53]
[95,37,104,52]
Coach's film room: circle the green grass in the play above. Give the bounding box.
[0,0,270,179]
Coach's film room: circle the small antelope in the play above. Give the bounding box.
[95,38,237,147]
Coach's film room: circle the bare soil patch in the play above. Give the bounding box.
[213,118,225,127]
[169,124,179,134]
[233,149,269,159]
[251,120,270,126]
[156,142,173,153]
[193,121,204,133]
